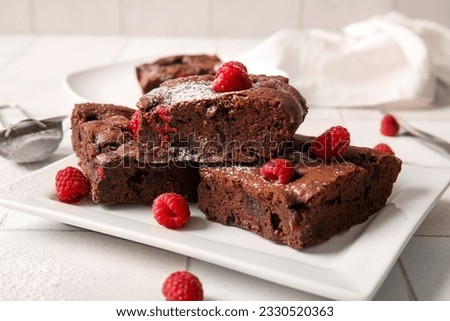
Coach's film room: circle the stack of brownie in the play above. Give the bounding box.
[71,54,401,249]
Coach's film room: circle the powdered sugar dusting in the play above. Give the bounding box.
[203,165,316,201]
[150,80,216,104]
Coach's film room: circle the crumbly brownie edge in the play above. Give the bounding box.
[81,156,200,205]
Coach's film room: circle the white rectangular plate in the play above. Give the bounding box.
[0,155,448,300]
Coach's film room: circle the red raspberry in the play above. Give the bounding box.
[129,110,140,137]
[218,61,248,73]
[153,105,171,123]
[260,158,295,184]
[162,271,203,301]
[152,193,191,229]
[374,143,395,155]
[150,106,177,147]
[212,61,252,92]
[380,114,400,136]
[311,126,351,161]
[55,166,90,203]
[96,167,106,180]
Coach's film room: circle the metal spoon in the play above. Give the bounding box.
[0,104,67,163]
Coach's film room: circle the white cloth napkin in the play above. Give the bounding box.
[240,12,450,108]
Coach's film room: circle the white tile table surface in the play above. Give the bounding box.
[0,35,449,301]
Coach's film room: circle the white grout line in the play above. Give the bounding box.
[185,256,192,271]
[118,0,125,36]
[297,0,304,29]
[336,107,347,125]
[111,36,132,63]
[0,213,7,227]
[207,0,214,37]
[398,258,419,301]
[28,0,36,33]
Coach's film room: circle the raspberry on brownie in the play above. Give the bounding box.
[260,158,296,184]
[136,54,221,94]
[136,73,308,164]
[212,61,252,92]
[310,125,351,161]
[374,143,395,155]
[197,134,402,249]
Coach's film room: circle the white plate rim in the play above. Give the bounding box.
[0,155,448,300]
[62,56,289,107]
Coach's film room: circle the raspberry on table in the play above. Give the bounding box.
[381,114,400,136]
[374,143,395,155]
[260,158,296,184]
[310,126,351,161]
[152,193,191,229]
[162,271,203,301]
[129,109,140,137]
[212,61,252,92]
[55,166,90,203]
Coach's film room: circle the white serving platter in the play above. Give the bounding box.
[0,154,448,300]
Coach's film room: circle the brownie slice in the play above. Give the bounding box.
[197,134,402,249]
[72,103,199,204]
[71,102,135,157]
[137,74,308,164]
[136,54,221,94]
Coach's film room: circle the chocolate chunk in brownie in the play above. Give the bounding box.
[197,134,402,249]
[136,54,221,94]
[136,74,308,164]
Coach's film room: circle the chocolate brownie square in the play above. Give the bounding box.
[136,54,221,94]
[71,103,199,204]
[197,134,402,249]
[136,74,308,164]
[71,102,135,158]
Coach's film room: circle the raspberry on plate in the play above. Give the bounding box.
[55,166,90,203]
[381,114,400,136]
[212,61,252,92]
[152,193,191,229]
[162,271,203,301]
[129,109,140,137]
[374,143,395,155]
[260,158,295,184]
[310,126,351,161]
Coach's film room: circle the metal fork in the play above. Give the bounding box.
[391,114,450,156]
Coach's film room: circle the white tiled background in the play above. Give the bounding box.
[0,0,449,36]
